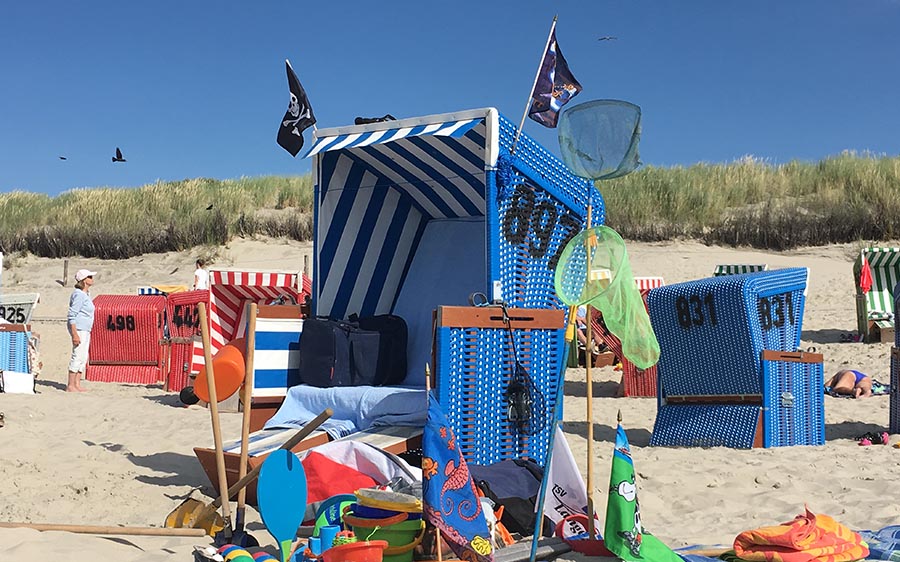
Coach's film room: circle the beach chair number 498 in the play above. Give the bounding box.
[106,314,136,331]
[675,293,718,329]
[757,294,794,330]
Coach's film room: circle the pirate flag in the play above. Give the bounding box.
[277,59,316,157]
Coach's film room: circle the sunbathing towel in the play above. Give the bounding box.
[857,525,900,560]
[264,384,427,438]
[733,507,868,562]
[825,380,890,398]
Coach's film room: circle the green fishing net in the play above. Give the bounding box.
[558,99,642,181]
[554,226,659,369]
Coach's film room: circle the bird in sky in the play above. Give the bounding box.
[58,156,67,160]
[112,147,126,163]
[205,204,214,210]
[598,36,618,41]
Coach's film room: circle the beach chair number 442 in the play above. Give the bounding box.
[171,304,200,329]
[757,294,796,330]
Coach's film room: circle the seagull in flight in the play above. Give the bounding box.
[205,204,214,211]
[598,36,618,41]
[112,147,126,163]
[58,156,67,160]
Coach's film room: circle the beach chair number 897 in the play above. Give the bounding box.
[675,293,718,329]
[106,314,136,331]
[757,294,794,330]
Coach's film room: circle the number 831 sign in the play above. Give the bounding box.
[672,291,795,332]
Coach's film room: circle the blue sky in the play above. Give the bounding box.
[2,1,899,195]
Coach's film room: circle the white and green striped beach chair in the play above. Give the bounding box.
[713,264,768,277]
[854,247,900,343]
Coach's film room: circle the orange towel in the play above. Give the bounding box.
[733,507,868,562]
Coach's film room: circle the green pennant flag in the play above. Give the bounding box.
[605,424,682,562]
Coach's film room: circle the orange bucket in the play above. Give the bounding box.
[321,541,389,562]
[194,338,246,403]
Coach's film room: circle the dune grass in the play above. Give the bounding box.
[1,152,898,259]
[599,152,900,250]
[0,176,313,259]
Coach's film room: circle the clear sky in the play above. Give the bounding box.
[2,1,899,195]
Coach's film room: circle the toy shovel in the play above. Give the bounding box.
[258,449,308,562]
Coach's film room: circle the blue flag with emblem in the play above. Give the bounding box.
[529,28,583,128]
[422,392,493,562]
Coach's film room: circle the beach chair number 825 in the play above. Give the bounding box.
[757,294,794,330]
[675,293,718,329]
[106,314,136,331]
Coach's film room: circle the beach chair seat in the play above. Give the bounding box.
[854,247,900,343]
[713,264,768,277]
[588,277,665,397]
[0,324,31,373]
[195,424,422,506]
[647,267,824,448]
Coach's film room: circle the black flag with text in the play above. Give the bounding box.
[277,59,316,156]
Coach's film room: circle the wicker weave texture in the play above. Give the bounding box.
[761,358,824,447]
[434,324,564,465]
[649,404,760,448]
[0,331,30,372]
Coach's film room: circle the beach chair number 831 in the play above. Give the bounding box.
[675,293,718,329]
[757,294,794,330]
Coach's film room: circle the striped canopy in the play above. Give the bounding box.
[855,247,900,316]
[310,109,500,320]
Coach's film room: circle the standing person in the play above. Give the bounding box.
[193,259,209,291]
[67,269,96,392]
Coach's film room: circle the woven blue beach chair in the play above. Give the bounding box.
[647,268,824,448]
[307,108,590,459]
[889,287,900,434]
[0,327,31,373]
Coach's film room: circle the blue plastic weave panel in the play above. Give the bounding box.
[650,404,760,448]
[0,331,30,372]
[497,174,588,309]
[891,348,900,435]
[648,268,808,396]
[761,359,824,447]
[434,324,565,465]
[497,114,596,210]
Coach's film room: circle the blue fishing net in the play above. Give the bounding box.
[558,99,642,181]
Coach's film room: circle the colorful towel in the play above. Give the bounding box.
[857,525,900,560]
[733,507,868,562]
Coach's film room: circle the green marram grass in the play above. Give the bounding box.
[599,152,900,249]
[0,176,313,259]
[1,153,899,259]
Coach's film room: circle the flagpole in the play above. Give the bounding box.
[511,15,558,156]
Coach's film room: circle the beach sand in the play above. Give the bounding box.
[1,237,898,560]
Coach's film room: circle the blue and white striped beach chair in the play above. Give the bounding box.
[647,267,824,448]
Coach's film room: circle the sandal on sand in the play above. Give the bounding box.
[0,412,4,428]
[858,431,889,446]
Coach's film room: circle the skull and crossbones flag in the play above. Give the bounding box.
[277,59,316,157]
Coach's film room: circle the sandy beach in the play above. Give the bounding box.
[1,237,898,561]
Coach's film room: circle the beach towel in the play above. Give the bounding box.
[857,525,900,560]
[264,384,426,438]
[733,507,868,562]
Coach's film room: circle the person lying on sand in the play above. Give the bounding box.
[825,369,873,398]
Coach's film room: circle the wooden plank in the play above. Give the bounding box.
[256,305,304,319]
[437,306,564,330]
[761,350,824,363]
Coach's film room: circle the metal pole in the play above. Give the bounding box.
[511,16,558,155]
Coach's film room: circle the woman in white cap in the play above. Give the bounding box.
[67,269,96,392]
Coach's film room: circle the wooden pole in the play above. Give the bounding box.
[303,255,310,278]
[63,259,69,286]
[0,522,206,536]
[583,207,595,539]
[235,303,258,528]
